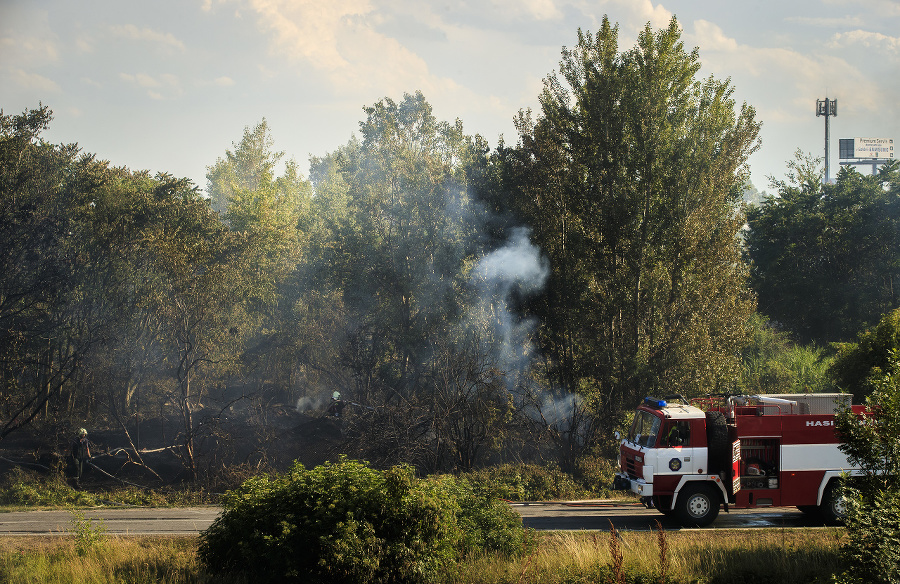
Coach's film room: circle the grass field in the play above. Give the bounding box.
[0,527,844,584]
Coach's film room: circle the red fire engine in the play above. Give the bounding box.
[612,393,866,527]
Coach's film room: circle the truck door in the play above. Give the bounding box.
[658,420,694,475]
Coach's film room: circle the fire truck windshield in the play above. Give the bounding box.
[627,410,661,447]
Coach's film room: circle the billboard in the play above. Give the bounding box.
[851,138,894,159]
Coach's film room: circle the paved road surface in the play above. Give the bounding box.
[513,501,831,531]
[0,503,832,535]
[0,507,219,535]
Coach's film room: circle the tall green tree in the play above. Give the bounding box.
[0,106,115,440]
[488,17,760,420]
[746,157,900,343]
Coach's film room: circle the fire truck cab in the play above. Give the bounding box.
[612,394,865,527]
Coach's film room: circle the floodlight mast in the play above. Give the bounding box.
[817,98,837,183]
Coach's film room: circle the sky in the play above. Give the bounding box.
[2,0,899,195]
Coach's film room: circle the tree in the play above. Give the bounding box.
[746,156,900,343]
[487,17,760,422]
[829,307,900,402]
[833,350,900,583]
[0,106,114,441]
[293,92,532,471]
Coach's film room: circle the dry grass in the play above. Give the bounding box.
[0,536,245,584]
[0,528,845,584]
[438,528,845,584]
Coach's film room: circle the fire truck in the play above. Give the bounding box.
[612,393,866,527]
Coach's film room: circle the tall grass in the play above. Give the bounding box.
[437,528,845,584]
[0,529,844,584]
[0,536,222,584]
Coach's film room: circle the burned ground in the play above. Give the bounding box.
[0,404,346,492]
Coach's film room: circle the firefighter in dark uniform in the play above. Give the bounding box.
[71,428,91,485]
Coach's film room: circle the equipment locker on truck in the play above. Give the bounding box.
[612,393,868,527]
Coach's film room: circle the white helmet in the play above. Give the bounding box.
[332,391,341,400]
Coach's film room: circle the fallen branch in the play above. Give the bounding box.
[0,456,50,472]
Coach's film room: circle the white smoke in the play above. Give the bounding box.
[467,227,549,389]
[296,392,330,413]
[473,228,549,294]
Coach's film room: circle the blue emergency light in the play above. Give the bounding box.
[643,397,667,409]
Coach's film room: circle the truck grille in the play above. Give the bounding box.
[624,455,639,480]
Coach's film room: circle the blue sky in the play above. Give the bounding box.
[2,0,898,194]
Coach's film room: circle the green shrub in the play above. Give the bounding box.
[833,487,900,584]
[425,475,529,557]
[197,457,527,584]
[573,455,618,497]
[0,468,97,507]
[69,510,108,556]
[459,463,593,501]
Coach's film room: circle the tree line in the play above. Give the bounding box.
[2,16,899,483]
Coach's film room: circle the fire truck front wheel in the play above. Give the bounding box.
[675,484,720,527]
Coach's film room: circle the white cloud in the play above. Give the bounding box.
[684,19,885,120]
[785,15,865,28]
[830,29,900,56]
[119,72,182,98]
[493,0,563,21]
[75,34,94,53]
[214,76,235,86]
[0,34,59,67]
[9,68,61,93]
[245,0,461,98]
[692,19,738,51]
[109,24,185,52]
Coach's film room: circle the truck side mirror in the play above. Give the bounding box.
[614,431,621,440]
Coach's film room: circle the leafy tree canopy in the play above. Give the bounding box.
[485,16,760,419]
[746,155,900,344]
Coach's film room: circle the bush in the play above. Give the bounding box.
[0,468,97,507]
[834,487,900,584]
[459,463,593,501]
[197,457,528,584]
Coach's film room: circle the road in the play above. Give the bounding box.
[0,507,219,535]
[513,501,830,531]
[0,502,831,535]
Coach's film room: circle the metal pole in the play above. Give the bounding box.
[816,98,837,184]
[825,109,830,183]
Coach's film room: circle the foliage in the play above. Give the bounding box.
[0,468,216,508]
[1,13,773,485]
[829,307,900,401]
[486,17,760,423]
[833,350,900,583]
[197,457,528,583]
[739,314,835,394]
[69,510,107,556]
[296,92,530,472]
[459,462,593,501]
[746,155,900,344]
[0,469,97,507]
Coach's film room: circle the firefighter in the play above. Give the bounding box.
[327,391,345,418]
[71,428,92,485]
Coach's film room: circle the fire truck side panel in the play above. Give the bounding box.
[779,471,827,506]
[780,416,843,445]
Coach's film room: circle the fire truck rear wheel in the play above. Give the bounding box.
[819,482,847,525]
[675,484,720,527]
